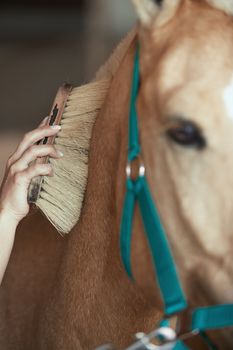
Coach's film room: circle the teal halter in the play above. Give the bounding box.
[120,47,233,349]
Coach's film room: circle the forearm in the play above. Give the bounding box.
[0,210,18,284]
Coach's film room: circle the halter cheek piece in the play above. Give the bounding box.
[120,47,233,350]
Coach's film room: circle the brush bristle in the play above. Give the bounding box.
[36,79,110,234]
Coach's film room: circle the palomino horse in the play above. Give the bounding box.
[1,0,233,349]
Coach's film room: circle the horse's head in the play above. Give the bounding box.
[130,0,233,312]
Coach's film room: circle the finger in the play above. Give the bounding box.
[14,163,54,187]
[38,116,50,128]
[9,145,63,174]
[8,125,61,167]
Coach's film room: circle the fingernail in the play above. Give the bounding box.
[48,165,54,176]
[51,125,61,130]
[57,151,64,157]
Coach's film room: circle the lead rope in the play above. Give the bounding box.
[119,46,233,349]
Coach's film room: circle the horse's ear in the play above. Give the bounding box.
[132,0,160,25]
[132,0,181,27]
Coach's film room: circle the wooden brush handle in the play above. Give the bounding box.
[28,83,73,204]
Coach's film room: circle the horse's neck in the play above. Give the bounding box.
[86,43,137,235]
[56,39,160,347]
[67,40,136,278]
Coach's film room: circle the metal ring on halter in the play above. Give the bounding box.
[155,327,177,342]
[126,157,145,179]
[95,327,177,350]
[127,327,177,350]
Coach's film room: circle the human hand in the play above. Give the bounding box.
[0,117,63,224]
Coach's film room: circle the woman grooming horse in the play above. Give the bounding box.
[1,0,233,349]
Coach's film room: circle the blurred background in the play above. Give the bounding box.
[0,0,136,181]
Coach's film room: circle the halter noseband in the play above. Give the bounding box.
[120,47,233,350]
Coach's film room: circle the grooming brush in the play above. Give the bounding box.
[27,79,110,235]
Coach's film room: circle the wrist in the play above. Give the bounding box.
[0,208,20,229]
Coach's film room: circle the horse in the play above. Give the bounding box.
[1,0,233,348]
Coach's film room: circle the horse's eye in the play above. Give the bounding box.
[166,120,206,149]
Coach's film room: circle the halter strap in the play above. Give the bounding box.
[120,46,187,316]
[120,46,233,349]
[192,304,233,331]
[128,47,141,162]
